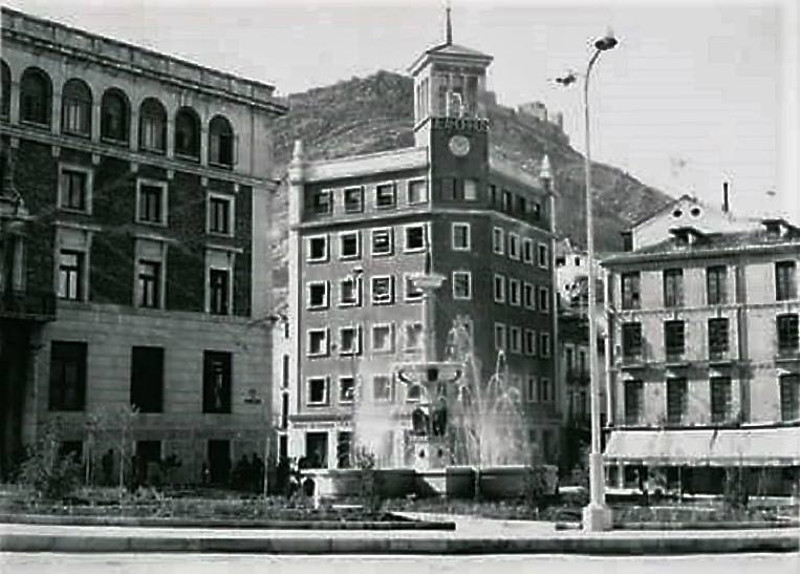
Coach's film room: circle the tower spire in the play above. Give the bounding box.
[445,2,452,45]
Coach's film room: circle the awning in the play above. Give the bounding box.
[604,426,800,467]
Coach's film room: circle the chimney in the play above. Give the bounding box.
[722,181,730,214]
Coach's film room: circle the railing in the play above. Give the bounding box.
[0,289,56,321]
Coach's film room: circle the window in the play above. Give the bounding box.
[492,227,505,255]
[502,190,512,211]
[624,380,644,425]
[509,279,521,306]
[490,185,498,206]
[371,228,393,256]
[307,281,329,310]
[130,346,164,413]
[58,250,84,301]
[1,61,10,118]
[376,183,396,209]
[463,179,478,201]
[523,283,535,309]
[524,329,536,356]
[305,432,328,467]
[339,276,361,306]
[209,268,230,315]
[20,67,52,126]
[59,166,90,212]
[509,326,522,354]
[307,329,329,357]
[61,79,92,136]
[706,265,727,305]
[493,274,506,303]
[776,261,797,301]
[137,181,167,225]
[532,202,542,221]
[209,115,235,167]
[621,272,641,309]
[494,323,507,351]
[339,377,356,404]
[203,351,232,413]
[537,243,549,268]
[404,322,424,351]
[710,377,731,423]
[452,223,471,251]
[372,324,394,353]
[307,377,329,406]
[49,341,87,411]
[538,286,550,313]
[453,271,472,300]
[516,196,527,215]
[339,326,361,355]
[139,98,167,153]
[174,107,200,158]
[523,238,534,264]
[373,375,393,402]
[622,322,643,359]
[404,274,423,302]
[539,332,551,358]
[665,320,685,358]
[666,378,687,424]
[307,235,328,262]
[371,276,394,304]
[208,195,232,235]
[408,179,428,204]
[539,378,553,403]
[344,187,363,213]
[777,314,799,354]
[445,178,459,200]
[780,374,800,421]
[138,260,161,308]
[663,269,684,308]
[508,233,520,260]
[339,232,360,259]
[100,88,129,142]
[526,376,537,403]
[405,225,426,252]
[310,189,332,215]
[708,318,729,358]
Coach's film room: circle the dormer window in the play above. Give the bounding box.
[762,219,799,239]
[669,226,705,246]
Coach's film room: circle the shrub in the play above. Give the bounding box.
[353,446,383,514]
[523,466,551,512]
[17,419,82,502]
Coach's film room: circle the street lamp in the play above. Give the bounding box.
[556,31,618,532]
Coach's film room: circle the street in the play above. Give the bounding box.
[1,553,797,574]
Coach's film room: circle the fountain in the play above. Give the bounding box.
[305,270,557,503]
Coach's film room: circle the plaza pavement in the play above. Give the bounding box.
[0,513,797,555]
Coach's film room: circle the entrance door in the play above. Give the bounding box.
[207,440,230,485]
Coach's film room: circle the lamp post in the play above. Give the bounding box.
[557,31,618,532]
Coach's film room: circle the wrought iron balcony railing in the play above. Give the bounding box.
[0,289,56,321]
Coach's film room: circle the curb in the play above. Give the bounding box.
[1,532,798,554]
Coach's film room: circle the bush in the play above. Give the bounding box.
[17,419,83,502]
[353,447,383,514]
[523,466,551,512]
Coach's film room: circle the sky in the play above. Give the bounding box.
[6,0,799,222]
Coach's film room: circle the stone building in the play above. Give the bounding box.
[603,217,800,494]
[282,24,559,470]
[0,8,287,485]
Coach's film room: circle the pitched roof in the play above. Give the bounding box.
[425,42,492,59]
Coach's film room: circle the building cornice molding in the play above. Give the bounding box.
[0,125,280,191]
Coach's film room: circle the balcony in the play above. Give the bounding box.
[665,349,690,368]
[708,349,735,368]
[619,351,647,371]
[566,368,590,385]
[775,346,800,365]
[0,289,56,322]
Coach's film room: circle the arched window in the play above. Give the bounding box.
[19,67,52,126]
[208,115,234,167]
[139,98,167,153]
[1,60,10,119]
[100,88,130,143]
[174,107,200,159]
[61,79,92,137]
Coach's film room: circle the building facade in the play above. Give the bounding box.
[603,218,800,494]
[284,32,560,469]
[0,8,288,484]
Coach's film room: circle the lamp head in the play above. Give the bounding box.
[594,32,618,51]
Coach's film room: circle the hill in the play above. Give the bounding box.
[268,71,674,295]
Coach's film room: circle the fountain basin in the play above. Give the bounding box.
[477,465,559,500]
[303,468,417,500]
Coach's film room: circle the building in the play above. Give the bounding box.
[0,8,288,484]
[283,21,559,469]
[603,217,800,495]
